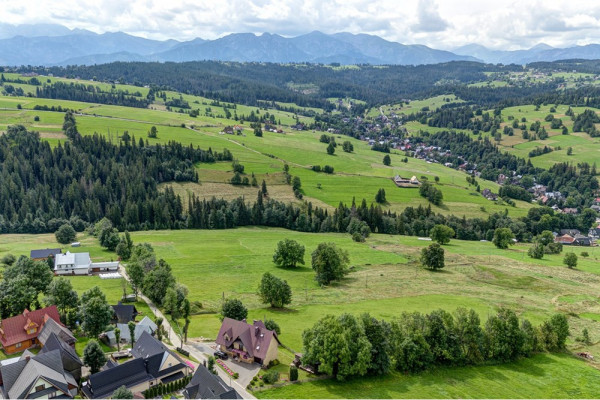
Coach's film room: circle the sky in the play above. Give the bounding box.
[4,0,600,50]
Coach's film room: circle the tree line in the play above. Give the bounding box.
[35,81,151,108]
[301,308,569,381]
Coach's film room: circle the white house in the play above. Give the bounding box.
[54,252,119,275]
[54,252,92,275]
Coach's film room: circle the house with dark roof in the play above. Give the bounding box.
[81,357,154,399]
[183,364,241,399]
[38,317,76,348]
[216,318,280,365]
[0,349,77,398]
[39,332,83,381]
[0,306,62,354]
[573,235,594,246]
[82,331,191,399]
[30,248,62,261]
[111,302,139,324]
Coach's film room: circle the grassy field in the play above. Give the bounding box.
[255,353,600,399]
[4,228,600,349]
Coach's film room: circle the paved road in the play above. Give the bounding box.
[119,266,257,399]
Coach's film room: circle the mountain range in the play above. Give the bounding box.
[2,23,600,66]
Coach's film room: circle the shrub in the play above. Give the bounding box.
[262,370,280,384]
[289,366,299,381]
[55,223,76,244]
[233,372,239,379]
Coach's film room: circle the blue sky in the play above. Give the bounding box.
[4,0,600,49]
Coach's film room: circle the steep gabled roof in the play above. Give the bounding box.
[40,332,82,368]
[1,349,75,399]
[216,318,279,361]
[0,306,61,347]
[38,317,76,347]
[111,302,139,324]
[183,364,241,399]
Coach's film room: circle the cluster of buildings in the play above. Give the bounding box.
[29,249,119,275]
[554,229,598,247]
[0,298,281,399]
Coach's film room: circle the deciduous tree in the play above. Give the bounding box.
[273,239,305,268]
[83,340,107,374]
[311,243,350,285]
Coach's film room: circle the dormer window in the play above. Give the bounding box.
[27,328,36,334]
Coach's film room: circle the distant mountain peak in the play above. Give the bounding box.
[1,25,600,67]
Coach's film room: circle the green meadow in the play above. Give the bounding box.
[256,353,600,399]
[0,91,535,219]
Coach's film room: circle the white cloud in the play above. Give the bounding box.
[2,0,600,49]
[411,0,449,33]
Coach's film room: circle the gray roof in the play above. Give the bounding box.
[40,332,83,371]
[38,318,76,347]
[30,248,62,259]
[104,317,157,345]
[130,331,169,359]
[54,251,91,268]
[83,336,188,399]
[111,303,138,324]
[1,349,75,399]
[82,358,151,399]
[183,364,241,399]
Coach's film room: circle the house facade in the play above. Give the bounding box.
[216,318,280,366]
[0,306,62,354]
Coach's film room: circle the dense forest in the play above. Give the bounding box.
[17,61,513,108]
[0,114,231,233]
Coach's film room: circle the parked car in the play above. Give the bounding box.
[214,350,228,360]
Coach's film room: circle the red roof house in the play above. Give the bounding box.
[216,318,280,365]
[555,234,575,245]
[0,306,62,354]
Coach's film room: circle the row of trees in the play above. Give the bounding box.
[124,242,191,341]
[302,308,569,381]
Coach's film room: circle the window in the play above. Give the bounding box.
[28,328,36,334]
[15,342,22,348]
[35,384,45,392]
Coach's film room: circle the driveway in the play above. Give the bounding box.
[188,341,261,387]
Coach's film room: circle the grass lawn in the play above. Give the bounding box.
[75,334,112,356]
[255,353,600,399]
